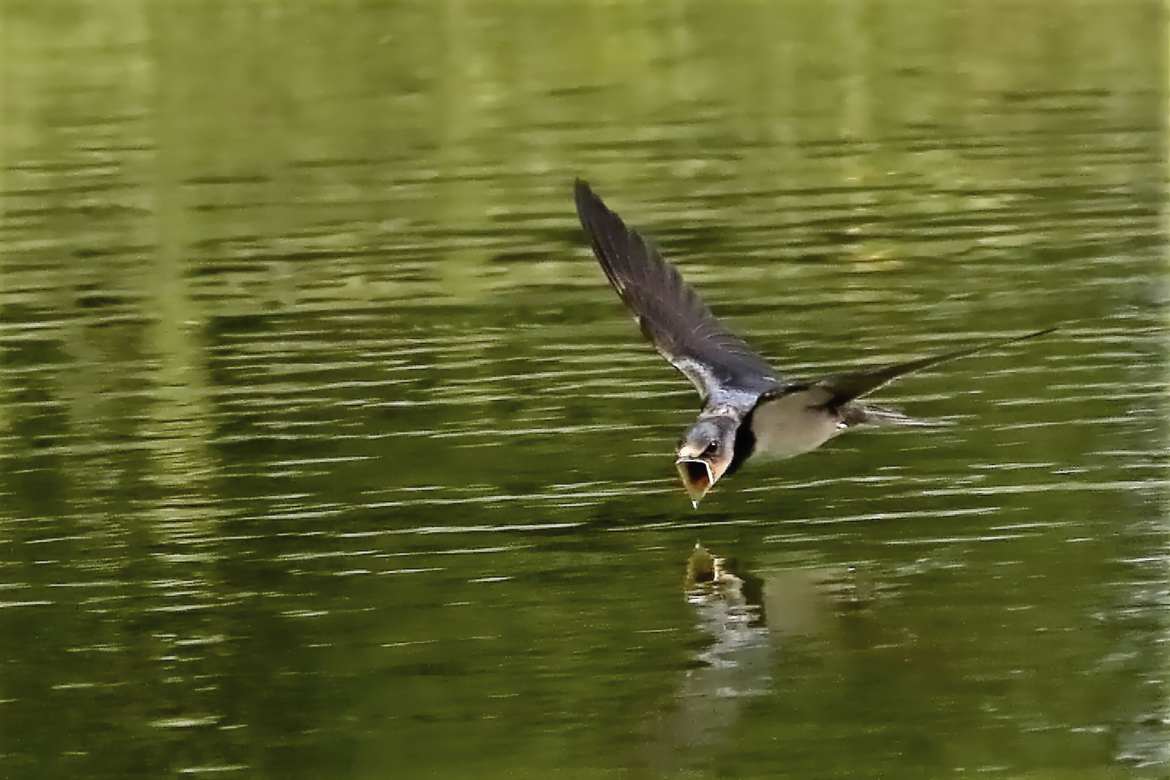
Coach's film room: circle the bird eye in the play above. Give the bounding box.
[705,440,719,454]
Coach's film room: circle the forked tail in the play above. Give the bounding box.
[847,403,953,428]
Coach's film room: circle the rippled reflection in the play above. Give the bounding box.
[645,545,874,770]
[1,1,1167,778]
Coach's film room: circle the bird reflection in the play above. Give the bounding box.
[642,544,874,771]
[684,541,872,650]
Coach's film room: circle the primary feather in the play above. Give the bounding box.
[574,179,779,407]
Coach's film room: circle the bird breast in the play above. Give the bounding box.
[748,390,843,462]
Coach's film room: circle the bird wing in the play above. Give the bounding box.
[574,179,779,404]
[813,327,1058,407]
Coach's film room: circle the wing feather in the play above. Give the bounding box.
[574,179,778,403]
[815,327,1058,406]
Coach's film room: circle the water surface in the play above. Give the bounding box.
[1,2,1168,778]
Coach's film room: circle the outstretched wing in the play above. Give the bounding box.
[814,327,1058,407]
[574,179,779,403]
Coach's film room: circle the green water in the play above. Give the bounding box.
[1,2,1168,778]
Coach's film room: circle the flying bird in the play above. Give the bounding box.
[573,179,1055,507]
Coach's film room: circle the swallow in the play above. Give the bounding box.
[573,179,1056,507]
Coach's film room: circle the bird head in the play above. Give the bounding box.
[675,416,737,508]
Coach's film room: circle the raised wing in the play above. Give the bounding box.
[574,179,778,403]
[814,326,1058,407]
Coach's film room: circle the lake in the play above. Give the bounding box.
[1,1,1167,778]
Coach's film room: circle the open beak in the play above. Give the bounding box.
[675,458,713,508]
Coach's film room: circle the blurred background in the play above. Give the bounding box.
[1,1,1167,778]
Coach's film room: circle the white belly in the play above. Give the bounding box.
[749,390,843,462]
